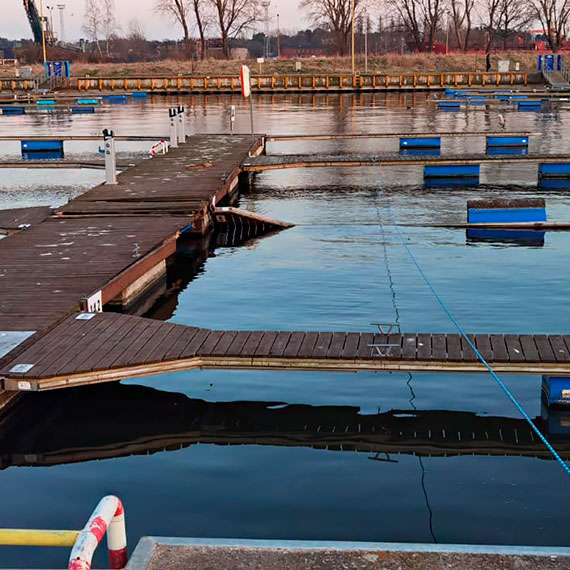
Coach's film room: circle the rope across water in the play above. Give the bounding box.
[370,159,570,480]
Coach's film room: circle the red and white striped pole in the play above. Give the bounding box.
[68,495,127,570]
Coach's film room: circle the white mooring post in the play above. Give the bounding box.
[177,105,186,144]
[229,104,236,135]
[102,128,117,185]
[169,108,179,149]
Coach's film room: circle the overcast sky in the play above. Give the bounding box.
[2,0,304,42]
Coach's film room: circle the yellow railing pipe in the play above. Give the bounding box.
[0,529,79,547]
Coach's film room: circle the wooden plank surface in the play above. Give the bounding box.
[519,335,539,362]
[7,314,570,384]
[490,334,509,363]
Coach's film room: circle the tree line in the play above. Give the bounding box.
[80,0,569,60]
[302,0,570,54]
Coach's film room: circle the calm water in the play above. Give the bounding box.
[1,93,570,567]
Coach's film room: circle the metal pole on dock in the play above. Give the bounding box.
[169,108,178,149]
[102,129,117,185]
[177,105,186,144]
[249,96,254,143]
[229,105,235,135]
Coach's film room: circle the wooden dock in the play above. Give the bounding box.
[2,130,570,410]
[0,135,265,410]
[0,72,531,94]
[3,312,570,392]
[243,152,570,172]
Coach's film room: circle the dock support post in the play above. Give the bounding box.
[102,129,117,185]
[177,105,186,144]
[169,108,178,149]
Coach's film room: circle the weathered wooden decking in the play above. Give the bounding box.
[3,312,570,392]
[0,135,264,409]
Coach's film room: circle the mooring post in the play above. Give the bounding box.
[102,128,117,185]
[169,108,178,149]
[229,105,236,135]
[177,105,186,144]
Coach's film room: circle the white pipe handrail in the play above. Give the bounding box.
[68,495,127,570]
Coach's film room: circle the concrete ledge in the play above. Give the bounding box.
[126,537,570,570]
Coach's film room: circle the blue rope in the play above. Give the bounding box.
[371,167,570,479]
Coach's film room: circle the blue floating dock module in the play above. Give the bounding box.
[509,95,529,100]
[518,100,542,110]
[542,376,570,407]
[495,95,511,101]
[21,140,64,153]
[487,136,529,147]
[487,146,528,155]
[438,100,461,110]
[467,228,545,245]
[130,92,148,98]
[72,106,95,114]
[543,406,570,435]
[425,164,479,178]
[400,148,441,157]
[400,137,441,149]
[76,98,99,105]
[425,177,479,188]
[539,178,570,189]
[22,150,64,161]
[2,106,25,115]
[36,99,55,106]
[444,88,456,97]
[467,198,546,224]
[102,94,128,100]
[540,163,570,178]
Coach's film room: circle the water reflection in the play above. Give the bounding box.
[1,383,567,470]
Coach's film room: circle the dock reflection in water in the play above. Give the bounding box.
[1,383,568,470]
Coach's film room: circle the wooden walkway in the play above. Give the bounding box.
[0,134,263,406]
[243,152,570,172]
[0,385,565,468]
[3,312,570,391]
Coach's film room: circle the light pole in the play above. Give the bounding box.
[445,10,451,55]
[364,15,369,74]
[351,0,355,74]
[46,5,55,38]
[57,4,66,42]
[39,0,48,65]
[276,13,280,58]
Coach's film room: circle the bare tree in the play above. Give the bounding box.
[300,0,360,56]
[83,0,104,56]
[191,0,209,59]
[101,0,118,56]
[208,0,261,58]
[386,0,445,51]
[127,19,148,54]
[481,0,500,51]
[528,0,570,51]
[495,0,532,48]
[155,0,194,58]
[450,0,475,51]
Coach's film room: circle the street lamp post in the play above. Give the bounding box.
[276,13,281,59]
[39,0,48,65]
[351,0,355,74]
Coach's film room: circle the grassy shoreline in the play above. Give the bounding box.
[0,52,539,79]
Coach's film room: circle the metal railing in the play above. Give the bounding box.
[0,495,128,570]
